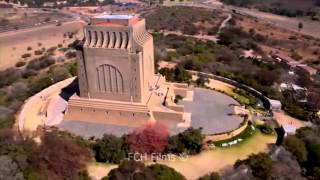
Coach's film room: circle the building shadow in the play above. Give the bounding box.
[59,78,79,101]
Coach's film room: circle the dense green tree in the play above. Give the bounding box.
[165,135,185,154]
[158,67,191,83]
[50,66,71,83]
[245,153,273,180]
[284,135,308,163]
[148,164,186,180]
[195,75,209,87]
[179,127,204,154]
[92,134,127,164]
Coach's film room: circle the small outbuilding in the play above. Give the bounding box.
[269,99,282,111]
[282,124,296,135]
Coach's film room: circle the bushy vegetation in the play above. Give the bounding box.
[235,152,273,179]
[159,66,191,83]
[92,134,128,164]
[148,164,186,180]
[0,60,76,130]
[166,127,204,155]
[144,7,222,35]
[222,0,320,18]
[0,129,91,180]
[257,123,274,135]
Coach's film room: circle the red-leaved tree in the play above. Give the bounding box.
[126,122,169,154]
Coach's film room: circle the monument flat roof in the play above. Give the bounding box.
[95,14,134,20]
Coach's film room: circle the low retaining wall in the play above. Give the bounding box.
[18,77,76,132]
[189,70,271,109]
[204,120,248,142]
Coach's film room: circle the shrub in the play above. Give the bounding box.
[15,61,26,67]
[174,94,183,104]
[47,46,57,53]
[67,63,78,76]
[0,115,15,129]
[21,53,31,59]
[34,50,43,56]
[148,164,186,180]
[65,51,77,59]
[26,57,55,71]
[28,74,54,94]
[50,66,71,83]
[258,124,273,135]
[27,46,32,51]
[68,39,81,48]
[195,75,209,87]
[0,68,22,88]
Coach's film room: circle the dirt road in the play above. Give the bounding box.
[179,0,320,38]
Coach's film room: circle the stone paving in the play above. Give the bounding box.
[59,87,243,137]
[179,88,243,134]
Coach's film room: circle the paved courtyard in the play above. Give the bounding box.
[179,88,243,134]
[59,88,243,137]
[59,120,187,138]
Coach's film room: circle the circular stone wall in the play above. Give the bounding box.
[179,88,243,134]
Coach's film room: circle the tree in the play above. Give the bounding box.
[28,132,91,180]
[179,127,204,154]
[195,74,209,87]
[126,122,169,154]
[197,172,220,180]
[50,66,71,83]
[174,66,192,83]
[245,153,272,180]
[284,135,308,163]
[106,160,155,180]
[92,134,127,164]
[148,164,186,180]
[165,135,186,154]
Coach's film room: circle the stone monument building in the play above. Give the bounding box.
[64,14,192,128]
